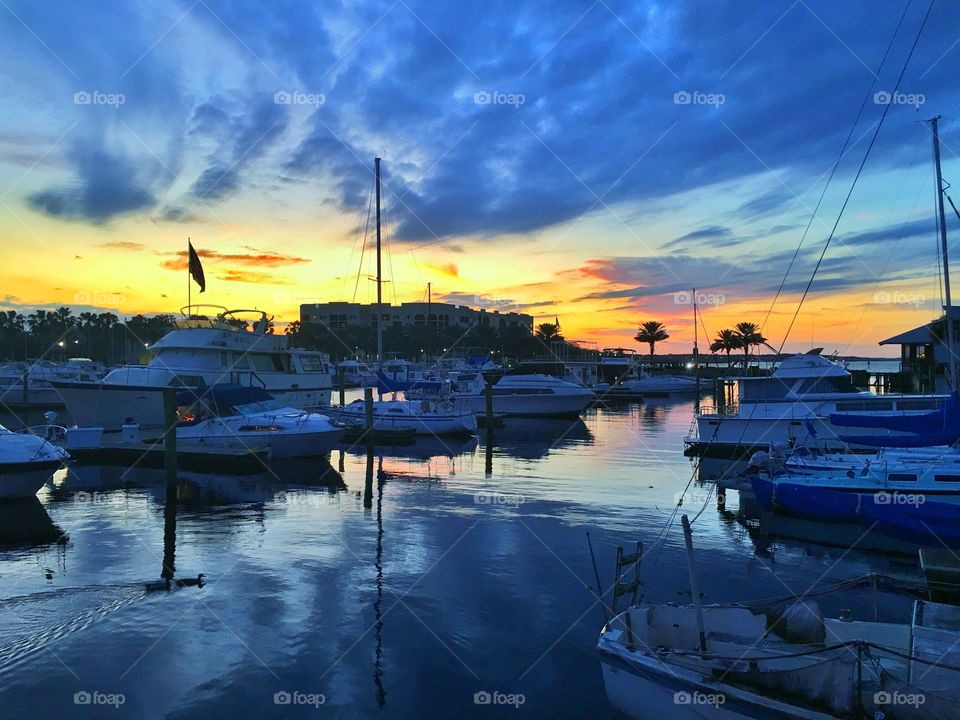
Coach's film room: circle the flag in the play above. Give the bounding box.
[188,241,205,293]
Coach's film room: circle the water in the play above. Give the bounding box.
[0,397,925,718]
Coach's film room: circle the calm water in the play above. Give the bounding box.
[0,396,924,719]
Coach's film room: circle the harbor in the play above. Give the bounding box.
[6,0,960,717]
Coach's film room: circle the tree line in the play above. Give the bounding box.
[0,308,179,363]
[634,320,771,367]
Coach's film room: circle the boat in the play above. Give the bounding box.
[411,372,594,418]
[0,358,108,407]
[598,370,702,398]
[173,384,345,458]
[337,360,377,388]
[599,590,960,719]
[685,351,948,458]
[0,425,70,498]
[328,398,477,436]
[51,307,335,429]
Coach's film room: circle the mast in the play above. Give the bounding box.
[375,157,383,365]
[187,237,191,317]
[693,287,700,398]
[426,281,432,361]
[931,117,956,390]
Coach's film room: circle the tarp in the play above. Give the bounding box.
[831,392,960,447]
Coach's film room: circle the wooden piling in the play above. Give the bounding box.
[484,381,494,476]
[364,387,374,437]
[162,388,178,486]
[338,366,346,406]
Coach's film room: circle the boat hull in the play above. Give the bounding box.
[0,460,62,499]
[52,381,331,430]
[450,393,591,418]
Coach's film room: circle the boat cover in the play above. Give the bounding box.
[830,392,960,447]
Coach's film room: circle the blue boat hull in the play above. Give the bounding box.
[859,499,960,547]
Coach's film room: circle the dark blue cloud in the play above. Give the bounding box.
[7,0,960,236]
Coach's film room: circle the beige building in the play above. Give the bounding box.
[300,302,533,332]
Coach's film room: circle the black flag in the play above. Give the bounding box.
[188,241,205,293]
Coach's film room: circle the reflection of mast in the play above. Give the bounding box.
[373,455,386,707]
[375,157,383,365]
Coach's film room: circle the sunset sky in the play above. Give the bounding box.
[2,0,960,356]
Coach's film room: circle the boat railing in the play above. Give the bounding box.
[696,403,739,417]
[22,424,68,443]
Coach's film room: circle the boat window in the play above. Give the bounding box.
[271,354,288,371]
[898,400,939,410]
[233,398,285,414]
[299,356,329,372]
[388,408,404,413]
[251,354,274,372]
[169,375,203,387]
[933,474,960,483]
[888,473,917,482]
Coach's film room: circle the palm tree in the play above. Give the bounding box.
[710,329,743,369]
[535,322,563,343]
[734,322,768,367]
[635,321,669,361]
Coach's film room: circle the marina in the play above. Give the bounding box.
[5,0,960,717]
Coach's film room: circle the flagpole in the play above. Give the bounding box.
[187,237,191,318]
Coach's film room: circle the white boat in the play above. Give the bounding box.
[685,352,947,457]
[174,385,344,458]
[600,593,960,719]
[599,372,702,397]
[52,307,335,429]
[328,398,477,436]
[413,372,594,418]
[337,360,377,387]
[0,358,107,406]
[0,425,70,498]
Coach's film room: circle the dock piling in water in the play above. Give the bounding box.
[162,388,178,486]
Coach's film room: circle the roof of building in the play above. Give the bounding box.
[880,323,936,346]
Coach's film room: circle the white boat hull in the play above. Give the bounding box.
[52,382,331,431]
[0,463,61,499]
[176,413,345,458]
[451,393,591,418]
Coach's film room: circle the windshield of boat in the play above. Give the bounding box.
[231,398,287,414]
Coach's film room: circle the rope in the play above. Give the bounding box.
[778,0,936,355]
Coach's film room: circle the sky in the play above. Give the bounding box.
[2,0,960,356]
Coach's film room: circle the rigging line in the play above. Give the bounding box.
[352,174,375,303]
[383,198,398,307]
[760,0,916,335]
[778,0,935,355]
[343,176,375,302]
[839,136,930,353]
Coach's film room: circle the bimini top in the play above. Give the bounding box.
[176,383,276,410]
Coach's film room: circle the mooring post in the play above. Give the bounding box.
[162,388,178,486]
[681,514,707,652]
[339,366,346,407]
[484,380,494,475]
[364,387,374,439]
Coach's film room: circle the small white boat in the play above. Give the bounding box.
[337,360,377,388]
[600,593,960,719]
[329,399,477,436]
[412,373,593,418]
[599,373,702,397]
[175,385,345,458]
[0,425,70,498]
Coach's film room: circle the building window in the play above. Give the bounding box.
[414,314,425,326]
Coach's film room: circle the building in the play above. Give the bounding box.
[879,308,957,392]
[300,301,534,333]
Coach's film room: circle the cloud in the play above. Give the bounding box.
[99,240,145,250]
[424,262,459,278]
[161,248,311,271]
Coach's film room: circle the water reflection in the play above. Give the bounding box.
[0,498,66,548]
[491,418,593,459]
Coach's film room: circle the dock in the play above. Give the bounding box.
[919,548,960,604]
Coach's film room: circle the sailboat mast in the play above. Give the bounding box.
[931,117,956,389]
[375,157,383,364]
[426,281,431,361]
